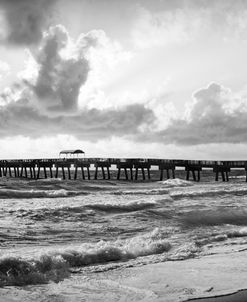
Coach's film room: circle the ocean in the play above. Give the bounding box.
[1,170,247,301]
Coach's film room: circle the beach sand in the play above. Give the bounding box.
[188,289,247,301]
[1,250,247,301]
[99,249,247,301]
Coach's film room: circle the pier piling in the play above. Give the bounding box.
[117,162,133,180]
[134,162,151,180]
[0,158,244,182]
[159,163,176,181]
[213,166,230,182]
[185,165,202,182]
[94,162,111,180]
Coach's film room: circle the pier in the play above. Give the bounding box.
[0,158,246,182]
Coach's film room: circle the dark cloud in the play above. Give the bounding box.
[0,101,154,140]
[0,0,57,45]
[27,25,92,113]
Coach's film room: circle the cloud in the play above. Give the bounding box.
[151,83,247,145]
[0,60,9,79]
[0,25,154,140]
[0,101,154,140]
[131,6,207,49]
[25,25,90,114]
[10,24,131,115]
[131,2,247,49]
[0,0,57,45]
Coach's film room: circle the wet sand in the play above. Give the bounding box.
[1,250,247,301]
[187,290,247,302]
[101,249,247,301]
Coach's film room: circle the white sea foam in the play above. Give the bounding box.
[0,228,171,286]
[113,188,169,195]
[161,178,194,187]
[0,188,86,198]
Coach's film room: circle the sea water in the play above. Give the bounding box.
[1,170,247,301]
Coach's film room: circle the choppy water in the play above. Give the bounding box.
[1,170,247,300]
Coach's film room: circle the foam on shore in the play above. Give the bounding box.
[1,249,247,301]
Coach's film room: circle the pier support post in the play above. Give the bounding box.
[130,168,133,180]
[94,166,98,180]
[135,168,138,180]
[62,167,65,179]
[33,167,36,179]
[107,167,110,179]
[124,168,128,180]
[159,163,176,181]
[94,162,111,180]
[49,167,53,178]
[81,167,85,179]
[68,167,71,180]
[117,168,121,180]
[116,162,133,181]
[185,165,202,182]
[29,167,33,178]
[43,167,47,179]
[213,166,230,182]
[101,167,105,180]
[147,168,151,180]
[55,167,58,178]
[133,162,151,181]
[24,167,28,178]
[74,162,90,180]
[160,169,164,181]
[74,166,78,180]
[141,168,145,180]
[37,167,40,179]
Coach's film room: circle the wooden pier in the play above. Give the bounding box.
[0,158,246,181]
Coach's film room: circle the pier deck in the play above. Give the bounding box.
[0,158,246,181]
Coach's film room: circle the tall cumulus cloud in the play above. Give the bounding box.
[0,25,155,140]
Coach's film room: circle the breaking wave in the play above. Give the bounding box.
[0,188,87,199]
[161,178,194,188]
[0,228,171,287]
[113,189,169,195]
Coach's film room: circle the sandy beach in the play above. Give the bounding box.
[1,249,247,302]
[96,249,247,302]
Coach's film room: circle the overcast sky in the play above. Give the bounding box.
[0,0,247,159]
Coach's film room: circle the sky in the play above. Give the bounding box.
[0,0,247,159]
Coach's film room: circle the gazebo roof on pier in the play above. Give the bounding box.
[59,149,85,155]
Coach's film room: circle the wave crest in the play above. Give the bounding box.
[0,188,87,199]
[161,178,194,188]
[0,228,171,286]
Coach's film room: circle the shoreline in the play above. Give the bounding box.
[187,289,247,302]
[100,250,247,301]
[1,250,247,301]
